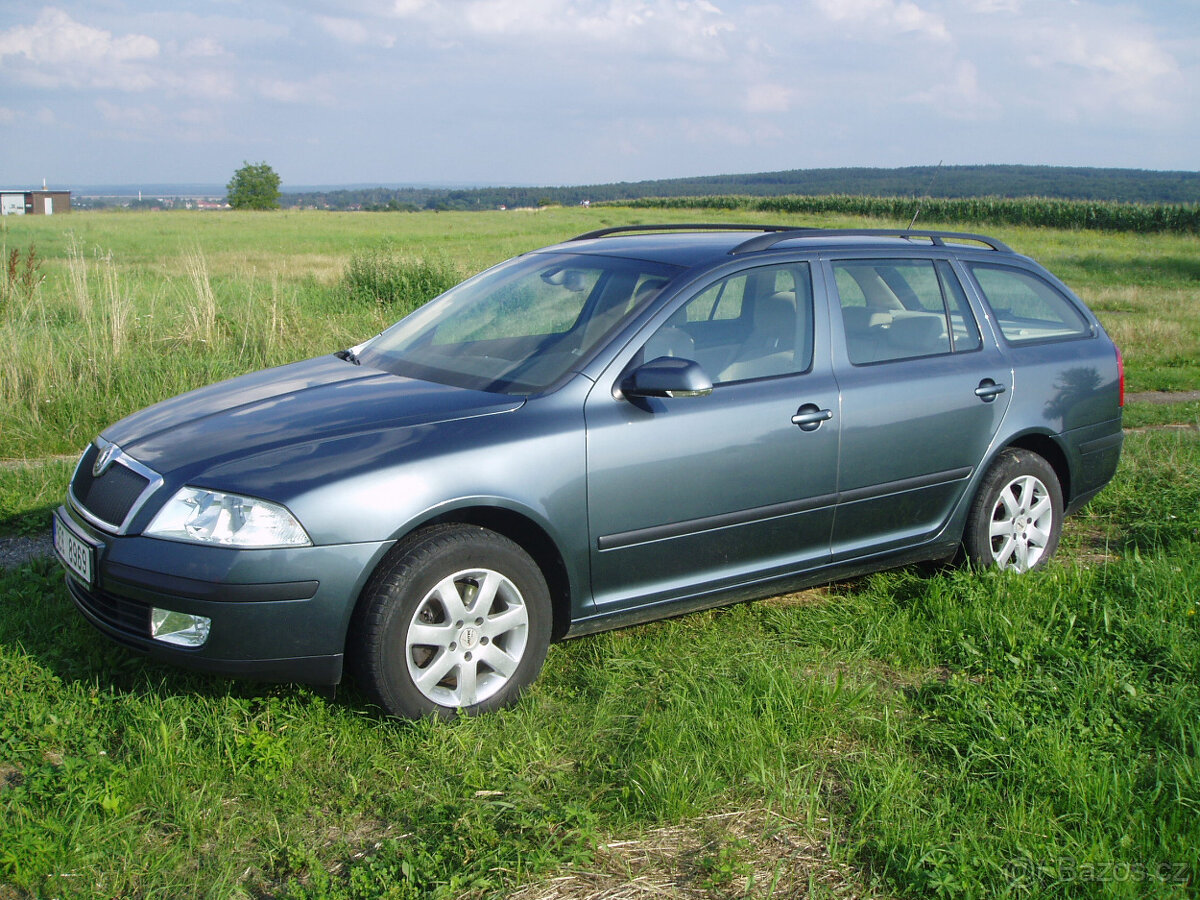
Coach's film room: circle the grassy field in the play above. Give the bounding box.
[0,209,1197,899]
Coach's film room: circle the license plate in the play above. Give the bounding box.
[53,512,96,586]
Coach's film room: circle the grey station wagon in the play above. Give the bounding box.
[54,225,1124,718]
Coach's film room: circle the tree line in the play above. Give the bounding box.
[279,165,1200,212]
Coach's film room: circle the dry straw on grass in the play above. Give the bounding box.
[505,809,875,900]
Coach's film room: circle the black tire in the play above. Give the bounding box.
[351,524,551,719]
[963,448,1063,573]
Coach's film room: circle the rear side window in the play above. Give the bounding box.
[969,264,1092,344]
[833,259,981,365]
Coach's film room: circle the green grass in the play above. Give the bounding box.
[1,432,1197,898]
[1,208,1198,898]
[0,458,76,536]
[341,245,461,311]
[1121,399,1200,430]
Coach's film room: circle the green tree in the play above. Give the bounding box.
[226,161,281,210]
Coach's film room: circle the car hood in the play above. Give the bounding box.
[103,355,524,480]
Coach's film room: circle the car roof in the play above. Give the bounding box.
[536,224,1016,269]
[541,231,758,267]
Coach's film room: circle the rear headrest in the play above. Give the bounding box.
[888,315,945,353]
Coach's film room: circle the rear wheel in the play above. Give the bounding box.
[964,449,1063,573]
[352,525,551,719]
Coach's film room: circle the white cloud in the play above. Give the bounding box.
[385,0,734,59]
[0,0,1196,184]
[744,82,793,114]
[1034,27,1177,83]
[905,59,997,115]
[392,0,429,15]
[316,15,396,48]
[0,8,159,90]
[1017,13,1182,116]
[181,37,225,58]
[962,0,1022,12]
[462,0,564,34]
[678,114,784,148]
[95,98,159,128]
[169,69,237,101]
[811,0,950,42]
[257,76,336,105]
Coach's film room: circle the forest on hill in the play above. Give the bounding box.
[281,164,1200,211]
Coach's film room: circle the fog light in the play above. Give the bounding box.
[150,608,211,647]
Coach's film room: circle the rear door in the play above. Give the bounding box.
[583,260,839,614]
[827,254,1013,559]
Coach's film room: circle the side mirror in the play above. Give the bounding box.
[622,357,714,399]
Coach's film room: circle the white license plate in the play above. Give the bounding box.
[53,513,96,586]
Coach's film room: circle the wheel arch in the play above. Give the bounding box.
[997,431,1072,504]
[347,504,576,653]
[420,507,574,641]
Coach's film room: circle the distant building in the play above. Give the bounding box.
[0,189,71,215]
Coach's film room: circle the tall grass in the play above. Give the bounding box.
[1,242,44,314]
[341,244,460,312]
[0,245,388,458]
[1,206,1196,453]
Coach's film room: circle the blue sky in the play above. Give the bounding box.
[1,0,1197,188]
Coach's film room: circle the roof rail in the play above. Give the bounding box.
[730,228,1012,255]
[570,223,795,241]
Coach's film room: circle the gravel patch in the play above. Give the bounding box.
[1126,390,1200,405]
[0,534,55,569]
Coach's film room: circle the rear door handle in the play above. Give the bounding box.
[974,379,1006,402]
[791,404,833,431]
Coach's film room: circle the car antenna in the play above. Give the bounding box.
[907,160,943,230]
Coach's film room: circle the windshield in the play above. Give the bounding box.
[356,252,680,393]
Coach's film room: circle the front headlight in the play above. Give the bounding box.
[145,487,311,548]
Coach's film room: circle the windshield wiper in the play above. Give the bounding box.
[335,348,361,365]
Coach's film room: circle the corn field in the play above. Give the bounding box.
[615,194,1200,234]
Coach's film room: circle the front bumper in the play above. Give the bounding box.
[54,503,393,685]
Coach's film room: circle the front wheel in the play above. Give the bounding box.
[963,449,1063,573]
[352,525,552,719]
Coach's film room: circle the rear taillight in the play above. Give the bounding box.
[1115,345,1125,408]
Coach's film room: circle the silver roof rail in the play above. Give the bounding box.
[731,228,1012,255]
[570,223,794,241]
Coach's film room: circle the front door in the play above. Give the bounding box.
[583,261,839,614]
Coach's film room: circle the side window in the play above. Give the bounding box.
[688,276,747,321]
[969,264,1092,343]
[641,262,814,384]
[833,267,867,307]
[833,259,980,365]
[937,261,982,352]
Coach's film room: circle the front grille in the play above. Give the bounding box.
[66,576,152,642]
[71,443,155,531]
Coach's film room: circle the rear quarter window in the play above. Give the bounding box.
[969,264,1092,344]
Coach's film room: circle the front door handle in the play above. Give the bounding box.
[974,379,1007,402]
[791,404,833,432]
